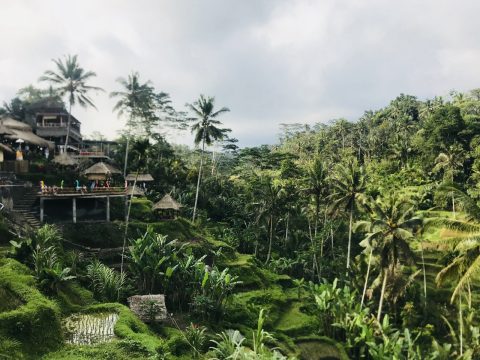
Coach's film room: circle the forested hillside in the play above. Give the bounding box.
[2,88,480,359]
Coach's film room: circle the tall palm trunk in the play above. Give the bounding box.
[459,290,463,356]
[420,242,427,308]
[64,100,73,153]
[451,173,456,219]
[377,270,388,322]
[265,215,273,264]
[361,247,373,308]
[192,132,206,222]
[119,167,140,300]
[123,134,130,178]
[346,202,354,270]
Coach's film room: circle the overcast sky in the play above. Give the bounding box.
[1,0,480,147]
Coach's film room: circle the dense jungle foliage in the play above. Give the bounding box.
[2,60,480,359]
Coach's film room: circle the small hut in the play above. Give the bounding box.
[0,116,54,149]
[83,162,122,181]
[52,153,78,167]
[125,173,154,182]
[125,185,145,197]
[125,173,154,192]
[153,194,182,219]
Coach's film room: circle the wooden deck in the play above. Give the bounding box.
[37,187,127,199]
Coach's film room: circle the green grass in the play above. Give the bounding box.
[274,302,318,337]
[0,258,63,358]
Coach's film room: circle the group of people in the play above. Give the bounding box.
[40,178,114,195]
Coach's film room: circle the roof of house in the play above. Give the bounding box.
[0,116,32,131]
[83,162,122,175]
[0,143,14,153]
[4,129,54,148]
[125,173,154,182]
[52,153,79,166]
[153,194,182,211]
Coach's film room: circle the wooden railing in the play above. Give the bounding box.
[40,186,126,196]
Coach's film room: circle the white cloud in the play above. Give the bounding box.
[0,0,479,147]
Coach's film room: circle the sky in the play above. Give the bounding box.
[1,0,480,147]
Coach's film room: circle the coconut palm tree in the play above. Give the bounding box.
[355,195,421,319]
[110,71,156,177]
[306,157,329,236]
[425,185,480,355]
[40,54,103,152]
[253,175,285,264]
[330,158,367,271]
[187,95,229,222]
[433,143,467,217]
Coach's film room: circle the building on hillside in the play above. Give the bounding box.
[24,99,82,152]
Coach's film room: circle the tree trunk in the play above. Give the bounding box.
[265,215,273,264]
[459,290,463,356]
[452,173,456,219]
[123,134,130,178]
[285,213,289,248]
[64,100,73,153]
[346,202,354,270]
[420,242,427,308]
[192,132,205,222]
[119,167,140,300]
[361,247,373,308]
[377,270,388,322]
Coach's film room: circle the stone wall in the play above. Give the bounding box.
[127,294,167,322]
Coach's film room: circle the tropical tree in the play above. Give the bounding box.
[355,195,421,319]
[40,54,102,152]
[330,158,367,270]
[253,175,285,264]
[187,95,230,222]
[110,71,156,176]
[433,143,466,216]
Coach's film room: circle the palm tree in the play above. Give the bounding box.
[110,71,156,177]
[187,95,229,222]
[330,159,367,270]
[433,143,466,217]
[306,157,329,236]
[425,186,480,355]
[355,195,421,319]
[40,54,103,152]
[254,176,285,264]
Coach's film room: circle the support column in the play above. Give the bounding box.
[106,196,110,222]
[72,197,77,223]
[125,195,129,221]
[40,198,44,223]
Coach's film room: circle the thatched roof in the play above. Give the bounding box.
[83,162,122,176]
[52,153,78,166]
[4,129,54,148]
[126,185,145,196]
[0,143,14,153]
[0,117,32,131]
[0,125,14,135]
[125,173,154,182]
[153,194,182,211]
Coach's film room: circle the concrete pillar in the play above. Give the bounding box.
[72,197,77,223]
[106,196,110,222]
[40,198,44,223]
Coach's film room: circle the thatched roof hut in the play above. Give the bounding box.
[52,153,78,166]
[126,185,145,196]
[153,194,182,211]
[125,173,154,182]
[0,143,14,154]
[0,117,31,131]
[83,162,121,180]
[0,117,53,149]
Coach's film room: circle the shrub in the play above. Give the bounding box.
[86,260,125,302]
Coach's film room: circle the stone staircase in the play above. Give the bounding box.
[12,186,41,230]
